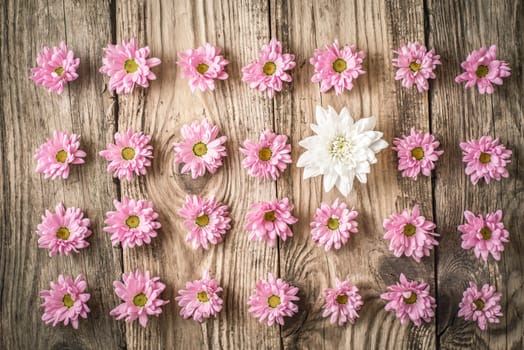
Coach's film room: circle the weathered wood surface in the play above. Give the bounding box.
[0,0,522,349]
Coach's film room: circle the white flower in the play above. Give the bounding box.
[297,106,388,196]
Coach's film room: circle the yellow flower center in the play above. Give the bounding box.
[264,211,276,222]
[121,147,136,161]
[329,136,352,161]
[197,291,209,302]
[56,227,71,240]
[336,294,348,304]
[196,63,209,74]
[403,292,417,304]
[480,226,492,240]
[473,298,485,310]
[192,142,208,157]
[267,295,281,308]
[409,62,421,72]
[133,292,148,307]
[125,215,140,228]
[327,217,340,231]
[263,61,277,75]
[55,150,68,163]
[476,65,489,78]
[62,294,74,308]
[479,152,491,164]
[124,59,139,73]
[403,223,416,237]
[411,147,425,161]
[54,66,65,76]
[195,214,210,227]
[258,147,273,161]
[332,58,347,73]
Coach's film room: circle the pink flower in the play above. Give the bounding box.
[322,278,363,325]
[37,203,91,257]
[383,205,439,262]
[110,269,169,327]
[455,45,511,94]
[242,38,296,98]
[175,271,223,322]
[392,128,444,179]
[40,274,90,329]
[458,210,509,261]
[458,282,502,330]
[310,198,359,251]
[380,273,436,327]
[248,273,299,326]
[460,136,512,185]
[177,43,229,92]
[178,195,231,249]
[35,131,86,180]
[104,196,161,249]
[392,42,441,92]
[31,41,80,94]
[310,40,365,95]
[99,129,153,181]
[240,130,292,180]
[173,120,227,179]
[99,38,161,94]
[245,198,298,247]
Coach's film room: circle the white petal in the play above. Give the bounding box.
[323,173,337,192]
[354,116,376,132]
[315,105,328,125]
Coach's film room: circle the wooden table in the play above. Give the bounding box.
[1,0,522,349]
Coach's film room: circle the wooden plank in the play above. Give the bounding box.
[0,0,125,349]
[428,0,524,349]
[271,0,436,348]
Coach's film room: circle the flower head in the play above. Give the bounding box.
[35,131,87,180]
[37,203,91,257]
[248,273,299,326]
[392,42,441,92]
[380,273,436,326]
[99,129,153,181]
[245,198,297,247]
[297,106,388,196]
[240,130,292,180]
[175,271,223,322]
[458,210,509,261]
[104,196,161,249]
[310,198,358,251]
[322,278,363,325]
[455,45,510,94]
[110,269,169,327]
[458,282,502,330]
[393,129,444,179]
[99,38,161,94]
[177,43,229,92]
[383,205,439,262]
[242,38,296,98]
[31,41,80,94]
[173,120,227,179]
[40,274,90,329]
[460,136,511,185]
[310,40,365,95]
[178,195,231,249]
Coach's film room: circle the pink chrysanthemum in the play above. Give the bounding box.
[245,198,298,247]
[458,210,509,261]
[40,274,90,329]
[458,282,502,330]
[310,198,359,251]
[110,269,169,327]
[35,131,86,180]
[455,45,511,94]
[240,130,292,180]
[175,271,223,322]
[383,205,439,262]
[37,203,91,257]
[392,42,441,92]
[460,136,512,185]
[380,273,436,327]
[99,38,161,94]
[178,195,231,249]
[31,41,80,94]
[104,196,161,249]
[99,129,153,181]
[310,40,365,95]
[241,38,296,98]
[322,278,363,325]
[177,43,229,92]
[392,128,444,179]
[248,273,299,326]
[173,119,227,179]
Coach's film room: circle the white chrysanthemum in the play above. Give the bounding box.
[297,106,388,196]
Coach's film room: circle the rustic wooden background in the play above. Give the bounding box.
[1,0,522,349]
